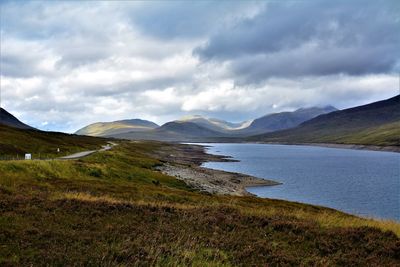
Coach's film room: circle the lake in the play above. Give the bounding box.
[201,143,400,221]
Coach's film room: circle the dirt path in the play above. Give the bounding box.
[59,142,116,160]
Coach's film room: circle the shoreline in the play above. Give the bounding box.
[261,142,400,153]
[189,140,400,153]
[149,142,280,196]
[151,142,400,223]
[151,140,398,197]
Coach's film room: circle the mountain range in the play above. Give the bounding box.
[249,95,400,147]
[1,95,399,148]
[76,106,337,140]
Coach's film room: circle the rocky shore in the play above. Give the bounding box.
[149,142,280,196]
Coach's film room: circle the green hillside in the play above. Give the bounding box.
[332,121,400,146]
[0,124,106,158]
[0,141,399,265]
[75,119,159,137]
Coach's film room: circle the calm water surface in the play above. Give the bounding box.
[201,143,400,221]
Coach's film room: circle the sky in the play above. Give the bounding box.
[1,0,399,132]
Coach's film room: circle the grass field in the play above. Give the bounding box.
[0,141,399,266]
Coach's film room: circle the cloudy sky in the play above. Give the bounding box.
[1,0,399,132]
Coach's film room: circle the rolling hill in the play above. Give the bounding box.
[0,108,35,130]
[250,95,400,147]
[0,108,106,158]
[75,119,159,137]
[111,121,227,141]
[79,106,338,141]
[158,121,226,137]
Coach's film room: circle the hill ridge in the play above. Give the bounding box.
[0,108,34,130]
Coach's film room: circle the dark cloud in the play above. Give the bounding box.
[126,1,261,39]
[231,44,398,85]
[195,0,400,80]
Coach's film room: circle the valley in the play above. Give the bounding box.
[74,95,400,150]
[2,1,399,265]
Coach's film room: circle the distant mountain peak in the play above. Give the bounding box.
[324,105,337,110]
[177,114,250,131]
[178,114,205,121]
[246,105,338,134]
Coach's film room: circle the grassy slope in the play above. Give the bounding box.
[250,95,400,147]
[0,141,399,266]
[249,120,400,147]
[334,121,400,146]
[0,124,107,158]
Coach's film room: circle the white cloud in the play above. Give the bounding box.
[0,1,398,132]
[182,80,256,112]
